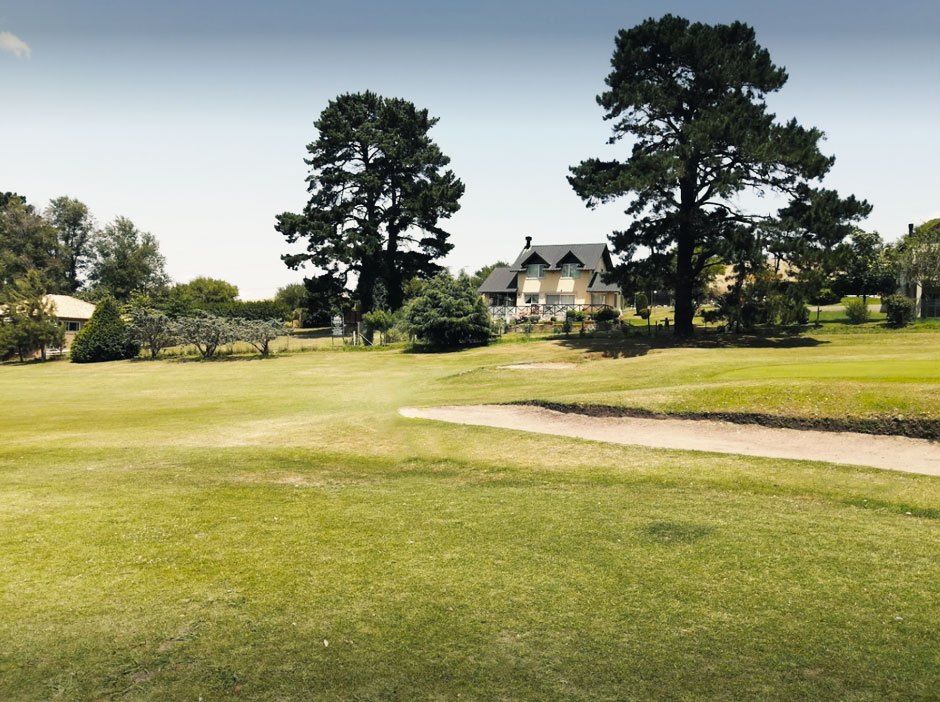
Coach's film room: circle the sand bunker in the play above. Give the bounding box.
[399,404,940,476]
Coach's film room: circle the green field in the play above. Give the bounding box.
[2,329,940,700]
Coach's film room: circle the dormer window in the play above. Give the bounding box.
[526,263,546,279]
[561,263,580,278]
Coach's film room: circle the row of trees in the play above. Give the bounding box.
[70,300,286,363]
[0,192,168,300]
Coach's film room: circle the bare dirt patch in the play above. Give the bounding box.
[399,405,940,476]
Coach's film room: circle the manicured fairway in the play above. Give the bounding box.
[2,330,940,700]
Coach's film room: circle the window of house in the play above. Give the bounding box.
[592,294,608,305]
[65,321,82,333]
[546,295,575,306]
[526,263,545,279]
[524,293,539,305]
[561,263,580,278]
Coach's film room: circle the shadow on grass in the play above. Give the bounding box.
[402,342,490,355]
[552,329,829,358]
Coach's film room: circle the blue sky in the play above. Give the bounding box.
[3,1,938,298]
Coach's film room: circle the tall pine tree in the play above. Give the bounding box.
[570,15,870,336]
[276,92,464,314]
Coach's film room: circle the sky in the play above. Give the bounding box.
[2,0,938,299]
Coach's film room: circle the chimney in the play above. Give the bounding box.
[909,223,914,236]
[524,236,532,249]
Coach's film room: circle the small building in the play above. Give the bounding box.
[45,294,96,352]
[478,237,622,319]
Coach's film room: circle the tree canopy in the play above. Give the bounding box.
[276,91,464,315]
[88,216,169,301]
[569,15,870,335]
[0,194,67,293]
[45,196,95,293]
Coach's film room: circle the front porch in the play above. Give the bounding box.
[486,303,614,320]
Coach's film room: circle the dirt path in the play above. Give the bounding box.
[399,405,940,476]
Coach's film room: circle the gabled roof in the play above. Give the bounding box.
[45,294,96,320]
[509,243,610,272]
[586,271,621,293]
[478,267,518,293]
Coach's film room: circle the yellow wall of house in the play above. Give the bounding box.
[518,269,595,304]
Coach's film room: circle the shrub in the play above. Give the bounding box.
[127,306,178,359]
[593,307,619,322]
[637,307,651,320]
[175,311,238,358]
[634,292,649,315]
[844,298,870,324]
[235,318,284,357]
[70,298,139,363]
[404,272,492,347]
[884,294,916,327]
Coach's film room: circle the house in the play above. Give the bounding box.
[898,221,940,318]
[45,294,96,352]
[478,237,622,319]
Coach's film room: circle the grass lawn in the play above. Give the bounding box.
[2,328,940,700]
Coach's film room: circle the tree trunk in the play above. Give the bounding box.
[674,227,695,337]
[385,228,403,311]
[673,174,696,337]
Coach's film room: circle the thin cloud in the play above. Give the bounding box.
[0,31,31,58]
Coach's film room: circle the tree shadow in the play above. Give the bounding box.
[552,328,829,358]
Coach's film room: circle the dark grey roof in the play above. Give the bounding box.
[509,243,610,271]
[478,267,518,293]
[587,271,621,293]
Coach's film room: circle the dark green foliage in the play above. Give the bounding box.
[362,309,394,345]
[276,91,464,314]
[174,277,239,304]
[593,308,619,322]
[274,283,321,326]
[88,217,169,301]
[834,230,896,301]
[706,270,809,331]
[569,15,870,337]
[633,292,648,315]
[70,298,139,363]
[405,272,491,347]
[45,196,95,293]
[884,294,916,327]
[0,195,68,293]
[0,272,65,362]
[844,298,871,324]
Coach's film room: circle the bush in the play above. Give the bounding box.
[634,292,649,315]
[235,318,284,357]
[844,298,870,324]
[884,294,916,327]
[70,297,139,363]
[404,271,492,347]
[593,307,620,322]
[637,307,651,320]
[127,306,178,359]
[175,311,238,358]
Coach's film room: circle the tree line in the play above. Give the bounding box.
[277,15,936,337]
